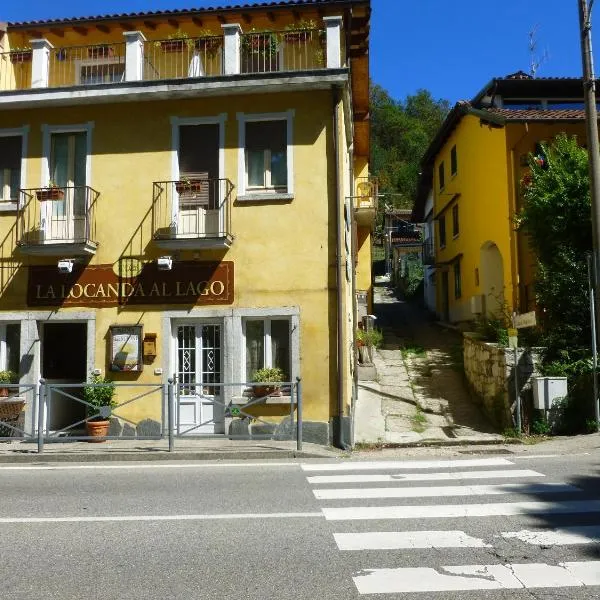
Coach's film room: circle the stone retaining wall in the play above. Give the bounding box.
[463,333,543,429]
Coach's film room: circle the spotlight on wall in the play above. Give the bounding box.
[57,259,74,274]
[157,256,173,271]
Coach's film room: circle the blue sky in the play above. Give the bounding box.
[1,0,592,104]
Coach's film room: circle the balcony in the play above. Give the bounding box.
[353,177,378,227]
[152,178,234,250]
[16,186,99,256]
[0,22,342,104]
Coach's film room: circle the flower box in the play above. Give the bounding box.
[10,50,32,64]
[195,37,222,54]
[160,40,187,53]
[36,188,65,201]
[88,45,114,59]
[283,31,310,44]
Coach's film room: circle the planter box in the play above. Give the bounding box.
[10,51,32,64]
[88,46,114,59]
[532,376,568,410]
[160,40,187,53]
[195,38,222,54]
[36,188,65,201]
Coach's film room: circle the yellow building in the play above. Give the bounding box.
[413,72,588,324]
[0,0,373,447]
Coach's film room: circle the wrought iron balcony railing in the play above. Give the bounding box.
[152,177,234,249]
[16,186,99,254]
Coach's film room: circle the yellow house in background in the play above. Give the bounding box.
[0,0,373,447]
[413,71,588,324]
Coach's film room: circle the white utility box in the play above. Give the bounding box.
[532,376,568,410]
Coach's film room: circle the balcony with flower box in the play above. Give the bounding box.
[353,176,378,227]
[16,186,99,256]
[152,177,234,251]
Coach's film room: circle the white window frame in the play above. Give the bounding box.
[236,110,294,200]
[75,57,125,85]
[0,126,28,209]
[242,316,292,382]
[41,122,94,187]
[0,322,19,373]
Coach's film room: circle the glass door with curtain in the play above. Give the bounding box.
[47,132,87,242]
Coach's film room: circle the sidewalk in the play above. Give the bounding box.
[354,275,503,445]
[0,439,339,463]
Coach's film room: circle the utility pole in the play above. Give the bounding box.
[579,0,600,431]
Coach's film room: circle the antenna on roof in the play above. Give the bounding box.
[528,24,549,77]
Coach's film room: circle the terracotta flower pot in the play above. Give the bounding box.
[253,385,281,398]
[10,51,32,64]
[160,40,186,53]
[85,419,110,443]
[36,188,65,201]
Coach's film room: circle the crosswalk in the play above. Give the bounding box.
[301,457,600,596]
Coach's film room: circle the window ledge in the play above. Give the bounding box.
[0,201,18,212]
[237,193,294,203]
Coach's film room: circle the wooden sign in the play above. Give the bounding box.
[514,311,537,329]
[27,262,234,308]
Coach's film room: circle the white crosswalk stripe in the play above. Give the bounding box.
[302,457,600,595]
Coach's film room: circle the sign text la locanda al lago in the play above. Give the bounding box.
[27,262,234,308]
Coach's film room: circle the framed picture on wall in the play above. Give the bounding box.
[109,325,143,372]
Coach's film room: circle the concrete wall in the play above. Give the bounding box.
[463,333,543,429]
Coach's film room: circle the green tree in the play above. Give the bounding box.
[370,84,450,215]
[518,133,592,361]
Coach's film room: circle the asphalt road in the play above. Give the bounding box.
[1,451,599,599]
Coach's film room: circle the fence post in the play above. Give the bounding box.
[296,377,302,452]
[167,378,174,452]
[37,379,45,454]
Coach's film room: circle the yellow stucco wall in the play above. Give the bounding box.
[0,88,357,428]
[434,114,512,322]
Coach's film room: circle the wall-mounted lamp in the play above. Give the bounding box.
[57,259,74,274]
[157,256,173,271]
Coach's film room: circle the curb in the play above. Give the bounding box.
[0,450,331,464]
[352,438,522,451]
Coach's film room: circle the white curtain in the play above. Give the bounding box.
[188,52,205,78]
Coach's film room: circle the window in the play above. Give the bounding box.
[78,62,124,85]
[245,120,287,191]
[0,324,20,375]
[438,161,445,190]
[450,145,457,176]
[454,261,462,299]
[438,215,446,248]
[0,136,22,202]
[452,204,459,237]
[244,318,291,381]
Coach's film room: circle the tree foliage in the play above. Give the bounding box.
[518,133,592,361]
[370,84,450,213]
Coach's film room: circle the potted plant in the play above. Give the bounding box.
[0,371,18,398]
[356,328,383,364]
[242,29,279,58]
[83,373,116,442]
[35,181,64,202]
[9,48,32,64]
[88,44,114,59]
[251,367,285,398]
[281,19,319,44]
[157,30,194,53]
[175,176,206,196]
[194,29,222,56]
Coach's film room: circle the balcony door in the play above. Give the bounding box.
[45,132,87,242]
[176,124,219,237]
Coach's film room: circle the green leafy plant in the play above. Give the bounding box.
[531,419,551,435]
[0,370,18,384]
[251,367,285,383]
[83,374,116,421]
[242,29,279,58]
[401,343,426,358]
[356,328,383,348]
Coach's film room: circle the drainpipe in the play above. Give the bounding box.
[333,86,349,450]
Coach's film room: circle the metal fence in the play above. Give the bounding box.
[49,43,126,88]
[143,36,223,81]
[0,50,32,91]
[0,378,302,453]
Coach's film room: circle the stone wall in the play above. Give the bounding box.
[463,333,543,429]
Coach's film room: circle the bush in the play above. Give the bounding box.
[251,367,285,383]
[356,328,383,348]
[83,374,116,420]
[475,315,509,346]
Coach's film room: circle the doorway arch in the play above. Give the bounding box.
[480,242,504,317]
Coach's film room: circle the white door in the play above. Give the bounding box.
[45,132,87,242]
[176,323,223,435]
